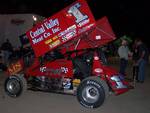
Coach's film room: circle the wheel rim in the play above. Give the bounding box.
[82,85,100,104]
[6,79,21,95]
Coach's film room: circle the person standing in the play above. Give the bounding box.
[118,39,132,76]
[1,39,13,65]
[132,39,139,81]
[134,39,149,83]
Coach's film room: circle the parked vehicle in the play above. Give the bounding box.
[4,0,132,109]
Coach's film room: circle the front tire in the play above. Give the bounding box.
[77,76,108,108]
[4,75,27,97]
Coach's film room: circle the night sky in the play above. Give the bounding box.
[0,0,150,46]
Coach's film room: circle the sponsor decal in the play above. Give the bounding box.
[40,66,68,75]
[44,18,59,30]
[63,78,71,89]
[58,25,77,42]
[31,31,52,45]
[95,35,101,40]
[58,25,76,37]
[94,68,103,73]
[45,39,52,44]
[78,23,94,34]
[29,18,61,45]
[62,30,76,42]
[68,2,88,24]
[61,67,69,73]
[8,61,22,74]
[111,76,127,89]
[30,25,46,39]
[87,80,101,88]
[45,36,58,45]
[77,18,89,27]
[49,40,61,48]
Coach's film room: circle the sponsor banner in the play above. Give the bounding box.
[26,0,96,57]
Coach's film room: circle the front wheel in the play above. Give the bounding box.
[4,75,27,97]
[77,76,108,108]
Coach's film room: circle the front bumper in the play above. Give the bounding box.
[108,74,133,95]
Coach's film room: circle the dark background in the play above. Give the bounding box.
[0,0,150,46]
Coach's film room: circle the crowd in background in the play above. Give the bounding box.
[118,38,149,83]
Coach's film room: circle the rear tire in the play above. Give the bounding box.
[77,76,109,108]
[4,75,27,97]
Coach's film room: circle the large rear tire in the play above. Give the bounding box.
[77,76,109,108]
[4,75,27,97]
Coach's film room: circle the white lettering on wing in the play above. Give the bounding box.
[30,25,45,39]
[44,18,59,30]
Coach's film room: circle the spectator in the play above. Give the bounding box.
[0,56,7,71]
[118,39,132,76]
[134,39,149,83]
[1,39,13,65]
[132,39,139,81]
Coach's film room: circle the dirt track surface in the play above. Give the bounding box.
[0,59,150,113]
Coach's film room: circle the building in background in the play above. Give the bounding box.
[0,14,45,47]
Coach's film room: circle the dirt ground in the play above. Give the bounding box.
[0,58,150,113]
